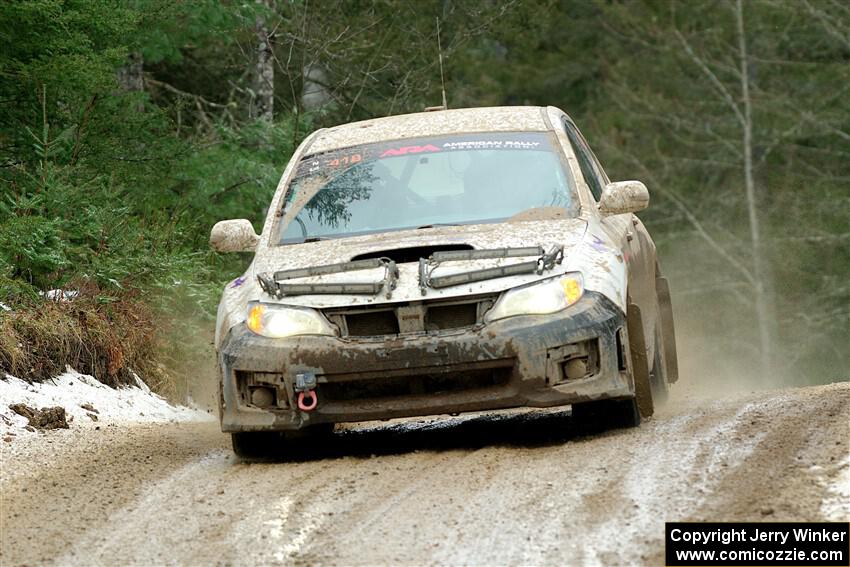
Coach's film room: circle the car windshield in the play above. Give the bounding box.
[276,131,578,244]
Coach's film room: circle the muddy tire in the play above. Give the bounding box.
[627,302,654,419]
[649,325,670,405]
[571,397,640,429]
[231,431,281,460]
[655,275,679,384]
[573,301,652,428]
[231,424,335,460]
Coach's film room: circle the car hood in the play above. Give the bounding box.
[250,218,589,308]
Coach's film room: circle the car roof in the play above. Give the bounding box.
[307,106,553,154]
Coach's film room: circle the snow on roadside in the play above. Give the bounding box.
[0,368,213,438]
[818,455,850,521]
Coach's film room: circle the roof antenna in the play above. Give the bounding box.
[424,17,448,112]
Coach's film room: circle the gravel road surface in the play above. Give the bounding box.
[2,382,848,566]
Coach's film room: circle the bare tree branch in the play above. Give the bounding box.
[672,28,747,128]
[801,0,850,49]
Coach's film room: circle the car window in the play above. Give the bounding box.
[276,132,579,244]
[563,119,607,201]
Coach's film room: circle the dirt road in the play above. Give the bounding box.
[2,382,848,566]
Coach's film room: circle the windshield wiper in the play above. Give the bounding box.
[291,216,331,243]
[416,223,461,230]
[418,245,564,295]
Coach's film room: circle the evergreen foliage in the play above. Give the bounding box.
[0,0,846,389]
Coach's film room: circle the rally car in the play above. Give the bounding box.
[210,106,678,458]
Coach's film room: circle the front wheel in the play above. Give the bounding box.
[571,301,654,429]
[571,397,640,429]
[231,424,335,460]
[627,302,655,419]
[231,431,281,460]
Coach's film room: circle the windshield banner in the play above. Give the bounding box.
[295,132,552,179]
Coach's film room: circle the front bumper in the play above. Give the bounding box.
[218,291,632,432]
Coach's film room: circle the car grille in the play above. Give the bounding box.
[345,310,400,336]
[318,360,514,402]
[323,294,497,337]
[425,303,477,330]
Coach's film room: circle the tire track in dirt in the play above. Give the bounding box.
[0,422,227,566]
[692,384,850,521]
[2,383,847,566]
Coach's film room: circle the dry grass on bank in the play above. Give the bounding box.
[0,286,172,392]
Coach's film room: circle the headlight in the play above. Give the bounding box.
[245,302,336,338]
[484,273,584,322]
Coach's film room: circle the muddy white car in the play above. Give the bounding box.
[211,106,678,458]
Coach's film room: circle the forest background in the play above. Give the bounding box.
[1,0,847,398]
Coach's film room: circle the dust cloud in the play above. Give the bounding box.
[660,232,847,395]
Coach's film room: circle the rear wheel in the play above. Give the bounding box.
[649,325,669,404]
[655,275,679,384]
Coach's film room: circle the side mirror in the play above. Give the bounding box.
[598,181,649,216]
[210,219,260,253]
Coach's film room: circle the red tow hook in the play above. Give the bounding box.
[297,389,318,412]
[294,372,318,412]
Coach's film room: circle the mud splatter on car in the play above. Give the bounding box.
[209,106,678,458]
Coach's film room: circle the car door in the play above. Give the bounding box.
[561,118,658,341]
